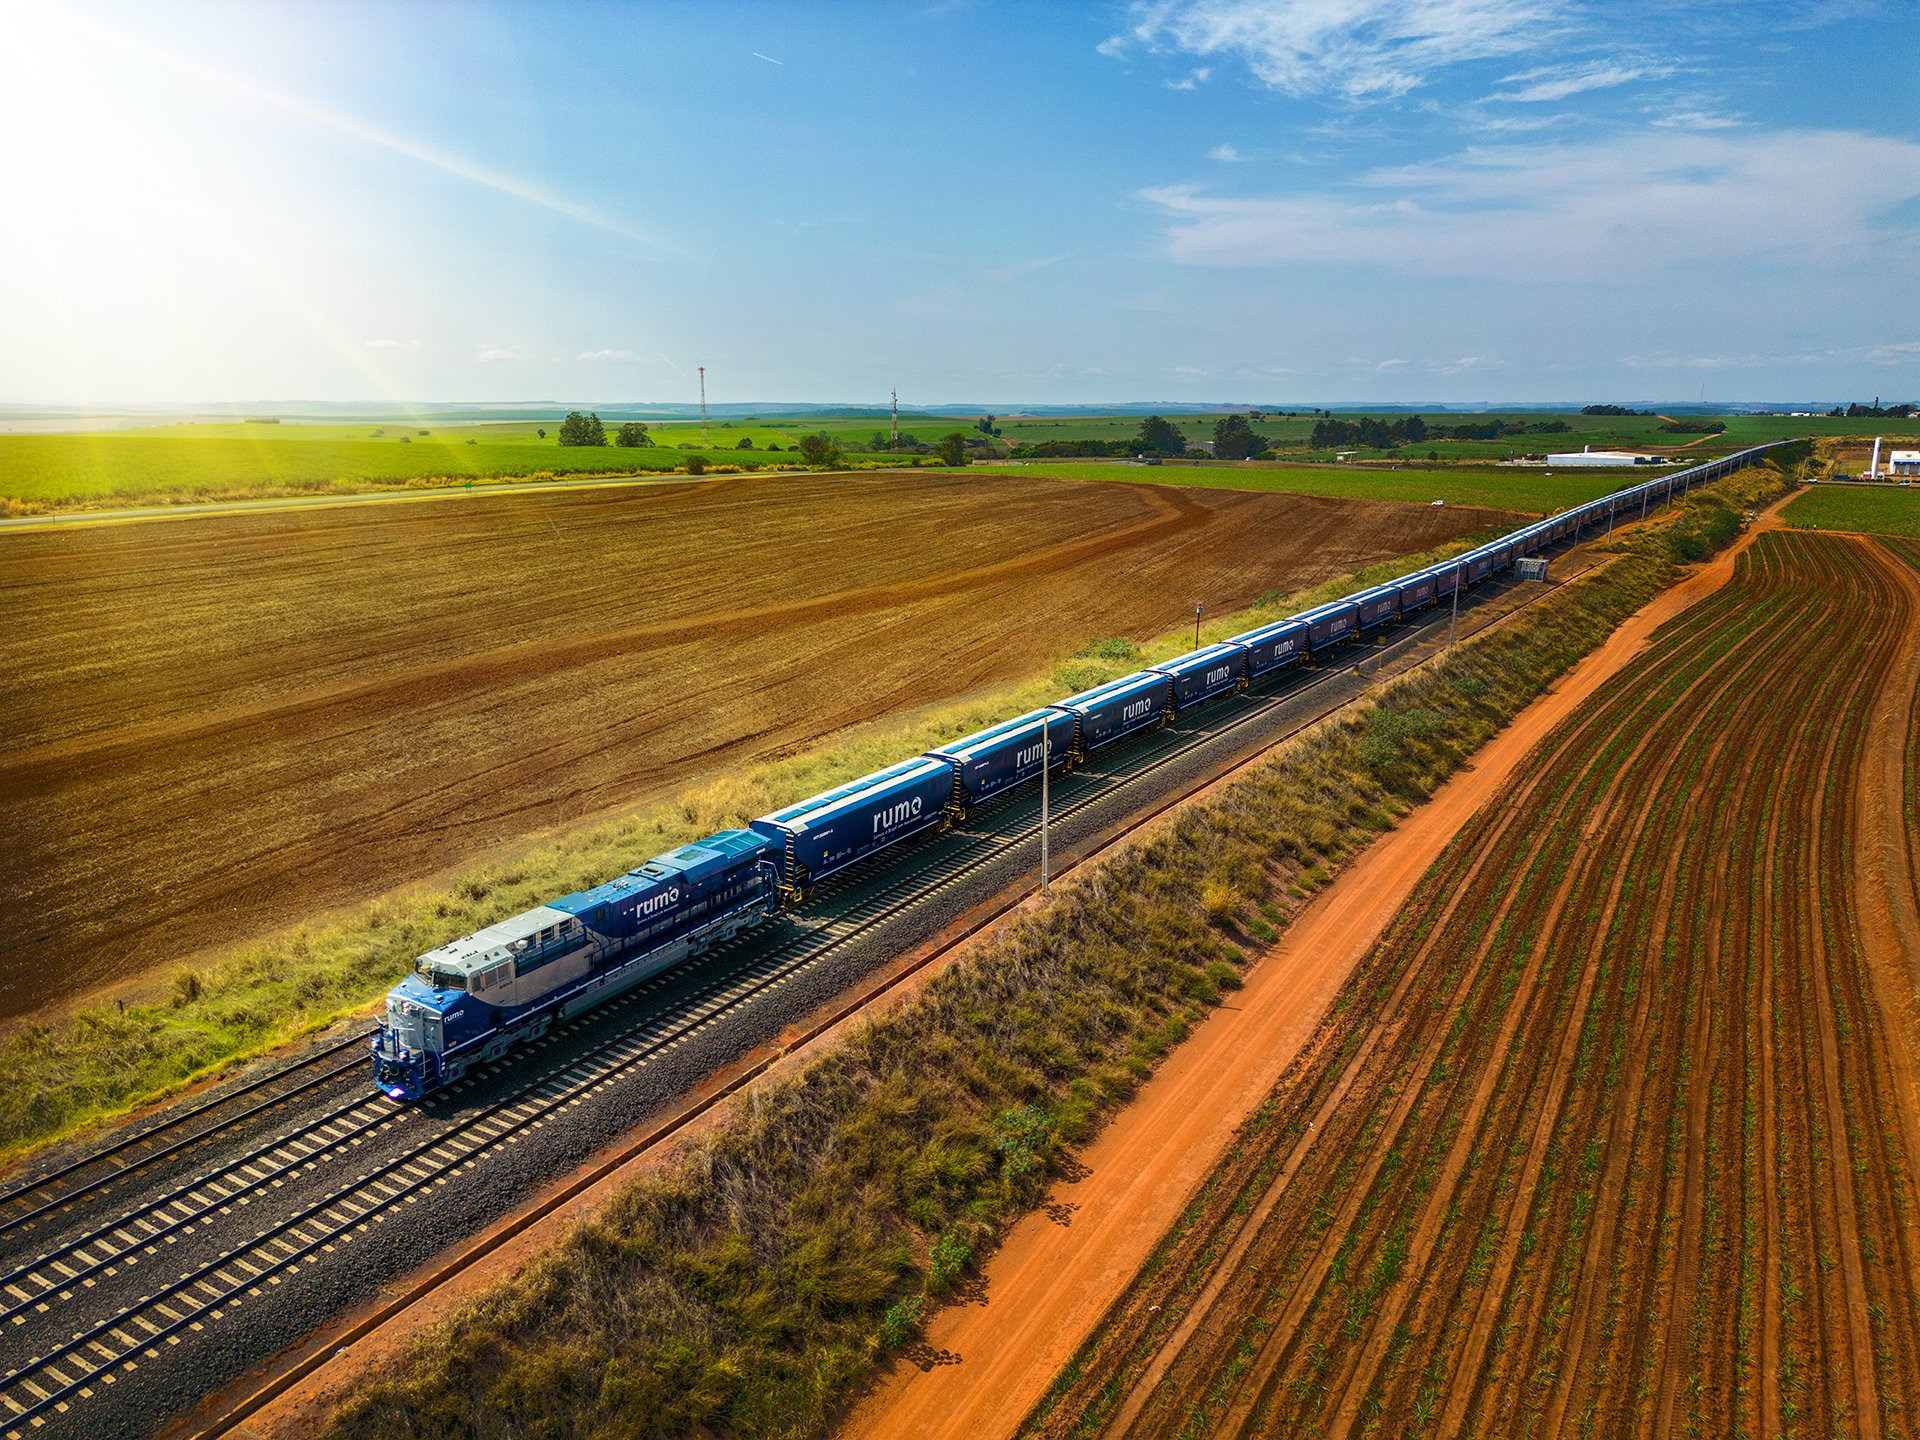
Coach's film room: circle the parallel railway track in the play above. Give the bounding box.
[1,559,1578,1439]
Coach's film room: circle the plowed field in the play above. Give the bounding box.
[1029,530,1920,1439]
[0,471,1501,1022]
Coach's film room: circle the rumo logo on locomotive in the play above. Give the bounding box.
[636,886,681,917]
[366,442,1793,1101]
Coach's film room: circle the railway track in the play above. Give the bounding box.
[0,557,1577,1440]
[0,1032,373,1245]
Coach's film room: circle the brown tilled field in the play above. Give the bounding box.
[0,470,1502,1022]
[1028,530,1920,1438]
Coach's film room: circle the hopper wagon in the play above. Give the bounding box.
[926,708,1077,817]
[1150,642,1248,715]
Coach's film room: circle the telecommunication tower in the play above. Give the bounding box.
[699,367,708,444]
[890,388,898,443]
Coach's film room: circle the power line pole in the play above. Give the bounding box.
[890,388,898,444]
[698,366,707,445]
[1448,557,1462,649]
[1194,602,1204,649]
[1040,719,1050,895]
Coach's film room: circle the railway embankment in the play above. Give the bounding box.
[305,463,1798,1439]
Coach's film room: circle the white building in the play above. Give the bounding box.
[1889,450,1920,476]
[1546,445,1662,466]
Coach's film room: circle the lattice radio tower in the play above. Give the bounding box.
[890,388,898,443]
[699,366,708,444]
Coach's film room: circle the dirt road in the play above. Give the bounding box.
[0,470,1498,1021]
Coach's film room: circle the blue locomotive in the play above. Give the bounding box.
[373,444,1787,1098]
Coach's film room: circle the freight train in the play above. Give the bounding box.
[372,445,1786,1099]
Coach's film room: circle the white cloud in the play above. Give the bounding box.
[577,348,642,361]
[1209,143,1246,161]
[1140,128,1920,281]
[1491,60,1661,102]
[363,337,419,350]
[1105,0,1571,101]
[1651,108,1741,130]
[473,345,529,364]
[1166,65,1213,89]
[1623,339,1920,370]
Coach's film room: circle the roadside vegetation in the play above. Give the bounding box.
[0,526,1509,1163]
[314,461,1798,1439]
[1783,482,1920,539]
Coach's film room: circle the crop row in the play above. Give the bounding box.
[1030,526,1920,1439]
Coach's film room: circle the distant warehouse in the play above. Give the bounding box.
[1547,445,1668,466]
[1891,450,1920,476]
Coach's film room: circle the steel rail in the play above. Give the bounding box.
[0,1034,373,1241]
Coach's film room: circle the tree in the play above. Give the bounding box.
[615,421,652,448]
[937,432,969,467]
[975,414,1001,437]
[557,410,607,446]
[797,433,845,467]
[737,437,755,448]
[1213,413,1269,461]
[684,452,708,475]
[1134,415,1188,456]
[536,428,547,439]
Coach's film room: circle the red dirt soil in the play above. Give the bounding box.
[978,527,1920,1439]
[0,471,1502,1022]
[835,508,1804,1440]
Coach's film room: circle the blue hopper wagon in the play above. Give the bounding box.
[1394,571,1437,611]
[751,756,956,904]
[1351,585,1402,632]
[1056,671,1173,758]
[925,708,1077,816]
[1229,617,1310,679]
[1150,642,1247,714]
[1295,599,1360,651]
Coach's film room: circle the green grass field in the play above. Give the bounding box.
[0,410,1881,513]
[973,460,1649,514]
[0,431,932,508]
[1781,483,1920,539]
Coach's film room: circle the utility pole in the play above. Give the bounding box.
[1040,719,1050,895]
[890,388,899,444]
[1194,602,1204,649]
[698,367,708,445]
[1448,557,1462,649]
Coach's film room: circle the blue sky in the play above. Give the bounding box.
[2,0,1915,406]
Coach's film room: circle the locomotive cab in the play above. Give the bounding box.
[371,904,596,1099]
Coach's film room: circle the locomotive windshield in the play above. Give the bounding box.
[415,961,467,990]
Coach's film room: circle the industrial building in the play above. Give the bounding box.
[1546,446,1666,466]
